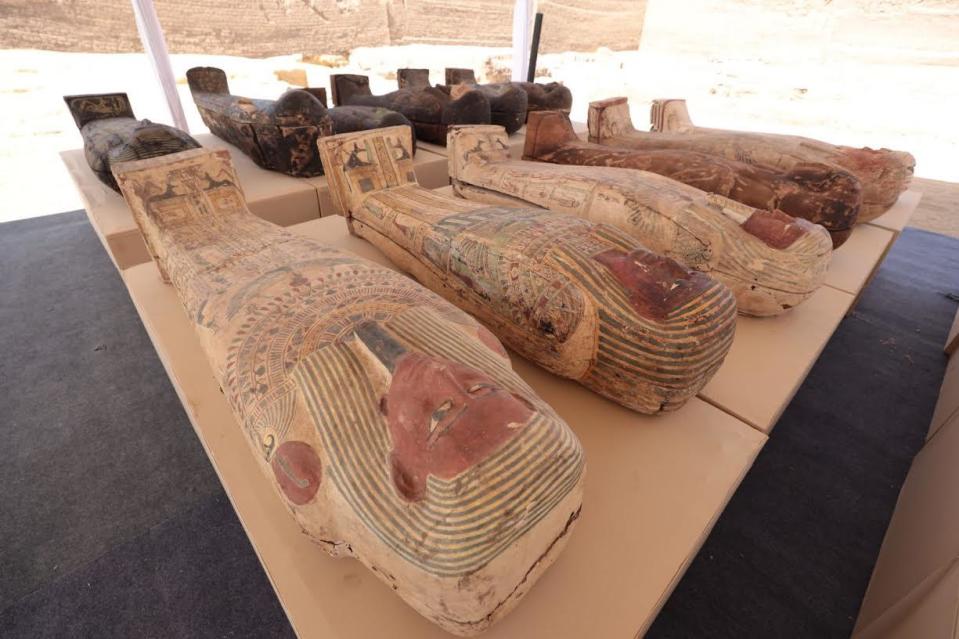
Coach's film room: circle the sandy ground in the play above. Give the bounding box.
[1,2,956,235]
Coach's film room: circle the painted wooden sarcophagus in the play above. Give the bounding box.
[445,67,573,119]
[111,147,585,636]
[592,96,913,222]
[397,68,528,134]
[330,73,491,146]
[318,125,737,414]
[525,109,861,247]
[64,92,200,192]
[186,66,416,177]
[447,123,833,317]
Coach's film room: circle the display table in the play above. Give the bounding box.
[866,190,922,237]
[417,120,589,159]
[835,190,923,311]
[60,149,156,271]
[60,134,323,269]
[121,218,766,639]
[700,286,854,433]
[825,224,894,296]
[69,139,924,633]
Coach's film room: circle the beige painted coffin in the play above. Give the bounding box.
[318,125,739,415]
[446,124,833,318]
[120,229,768,638]
[591,97,914,222]
[110,148,585,635]
[60,133,322,270]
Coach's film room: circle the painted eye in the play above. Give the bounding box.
[468,383,494,395]
[430,399,453,432]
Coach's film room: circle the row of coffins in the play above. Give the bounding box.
[64,71,914,635]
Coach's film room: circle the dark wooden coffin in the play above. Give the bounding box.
[397,68,527,135]
[63,92,199,192]
[445,67,573,120]
[186,67,417,177]
[330,73,490,146]
[525,110,861,247]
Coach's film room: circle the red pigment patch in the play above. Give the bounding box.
[741,209,806,249]
[271,441,323,505]
[839,146,896,178]
[385,352,532,502]
[593,248,713,321]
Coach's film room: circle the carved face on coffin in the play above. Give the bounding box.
[353,322,532,502]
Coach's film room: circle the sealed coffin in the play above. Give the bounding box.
[448,123,833,317]
[63,92,199,192]
[186,66,416,177]
[397,68,527,135]
[111,148,585,635]
[590,97,913,222]
[318,125,737,414]
[526,110,861,247]
[330,73,490,146]
[445,67,573,119]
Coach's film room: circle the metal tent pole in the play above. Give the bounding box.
[129,0,189,131]
[527,12,543,82]
[511,0,535,81]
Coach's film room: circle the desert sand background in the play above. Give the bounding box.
[0,0,956,234]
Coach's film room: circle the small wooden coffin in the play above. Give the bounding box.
[318,125,737,414]
[330,73,491,146]
[591,97,913,222]
[63,92,199,192]
[186,67,416,177]
[111,147,585,636]
[526,110,861,247]
[446,67,573,118]
[448,123,833,317]
[397,68,528,134]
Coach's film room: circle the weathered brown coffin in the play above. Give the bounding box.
[591,97,913,222]
[397,68,528,134]
[63,92,199,192]
[526,110,861,247]
[186,67,417,177]
[318,125,737,414]
[111,147,585,636]
[330,73,490,146]
[446,67,573,118]
[448,123,834,317]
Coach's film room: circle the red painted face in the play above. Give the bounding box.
[384,352,533,502]
[741,208,807,249]
[594,248,714,321]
